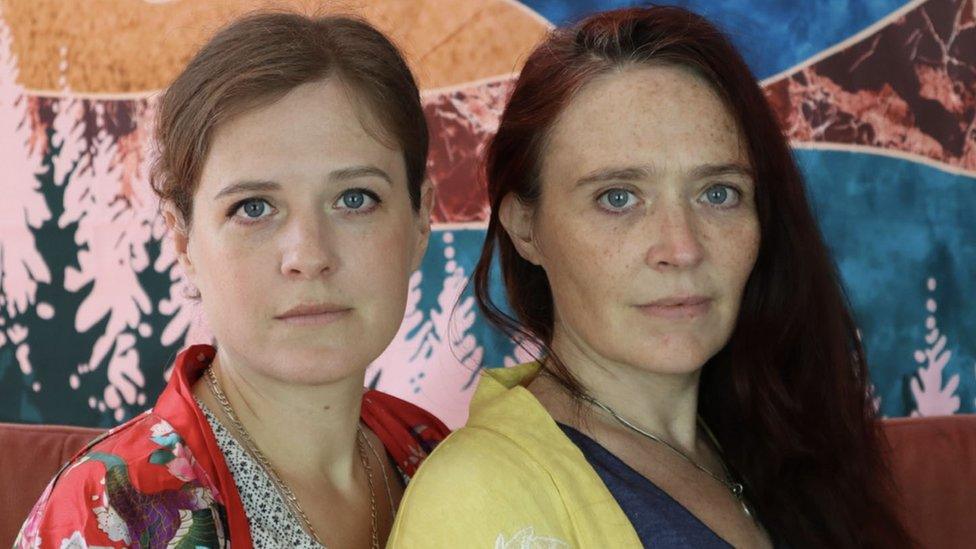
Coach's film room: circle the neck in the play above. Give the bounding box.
[537,324,702,452]
[194,346,365,489]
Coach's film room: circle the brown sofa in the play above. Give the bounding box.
[2,415,974,547]
[0,422,104,545]
[884,414,976,548]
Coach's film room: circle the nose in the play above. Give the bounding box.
[645,202,705,271]
[279,213,336,279]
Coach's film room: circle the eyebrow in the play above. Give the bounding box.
[213,165,394,200]
[213,180,281,200]
[329,165,393,185]
[573,163,753,187]
[574,167,650,187]
[689,163,754,180]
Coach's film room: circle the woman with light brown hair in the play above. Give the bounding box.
[16,12,447,548]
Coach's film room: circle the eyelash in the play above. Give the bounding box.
[225,188,383,225]
[596,187,641,214]
[226,197,275,224]
[697,184,743,208]
[334,187,382,214]
[595,183,745,214]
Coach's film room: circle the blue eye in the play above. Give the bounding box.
[234,198,272,219]
[701,185,739,207]
[706,187,728,204]
[336,189,379,212]
[599,188,636,211]
[343,191,365,209]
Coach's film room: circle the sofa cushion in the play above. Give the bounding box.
[0,422,104,546]
[1,415,974,547]
[884,414,976,548]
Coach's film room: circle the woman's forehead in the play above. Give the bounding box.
[197,80,406,193]
[541,66,747,184]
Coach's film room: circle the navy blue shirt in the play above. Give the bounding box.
[559,423,733,548]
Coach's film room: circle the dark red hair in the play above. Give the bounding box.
[472,6,910,547]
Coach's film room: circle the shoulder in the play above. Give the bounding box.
[389,425,573,547]
[411,424,541,480]
[15,411,225,548]
[361,390,450,477]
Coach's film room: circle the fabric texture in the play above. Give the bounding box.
[390,361,643,547]
[196,399,320,549]
[883,414,976,548]
[558,423,732,548]
[13,344,449,548]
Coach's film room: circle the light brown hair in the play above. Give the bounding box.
[151,11,428,224]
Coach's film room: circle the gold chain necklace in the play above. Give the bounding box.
[204,366,379,548]
[360,424,397,516]
[578,393,757,520]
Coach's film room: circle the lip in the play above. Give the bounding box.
[637,296,712,319]
[275,303,351,326]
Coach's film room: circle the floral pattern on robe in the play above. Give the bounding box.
[14,344,450,548]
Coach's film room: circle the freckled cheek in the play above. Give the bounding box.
[705,222,760,291]
[544,232,627,312]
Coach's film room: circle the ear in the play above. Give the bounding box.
[409,180,435,271]
[162,202,196,280]
[499,193,542,266]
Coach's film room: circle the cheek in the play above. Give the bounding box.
[347,220,418,293]
[536,212,632,311]
[347,226,420,345]
[187,229,276,312]
[707,218,760,291]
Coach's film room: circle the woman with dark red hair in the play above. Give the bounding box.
[391,6,909,548]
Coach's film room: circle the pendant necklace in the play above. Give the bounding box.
[579,393,758,520]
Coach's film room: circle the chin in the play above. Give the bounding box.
[279,357,369,386]
[625,342,717,376]
[263,344,374,385]
[633,360,707,377]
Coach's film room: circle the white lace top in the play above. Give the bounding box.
[196,398,323,549]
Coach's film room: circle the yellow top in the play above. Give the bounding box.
[388,362,642,548]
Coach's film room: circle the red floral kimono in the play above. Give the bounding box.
[14,345,449,548]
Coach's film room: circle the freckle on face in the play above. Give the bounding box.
[532,65,760,376]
